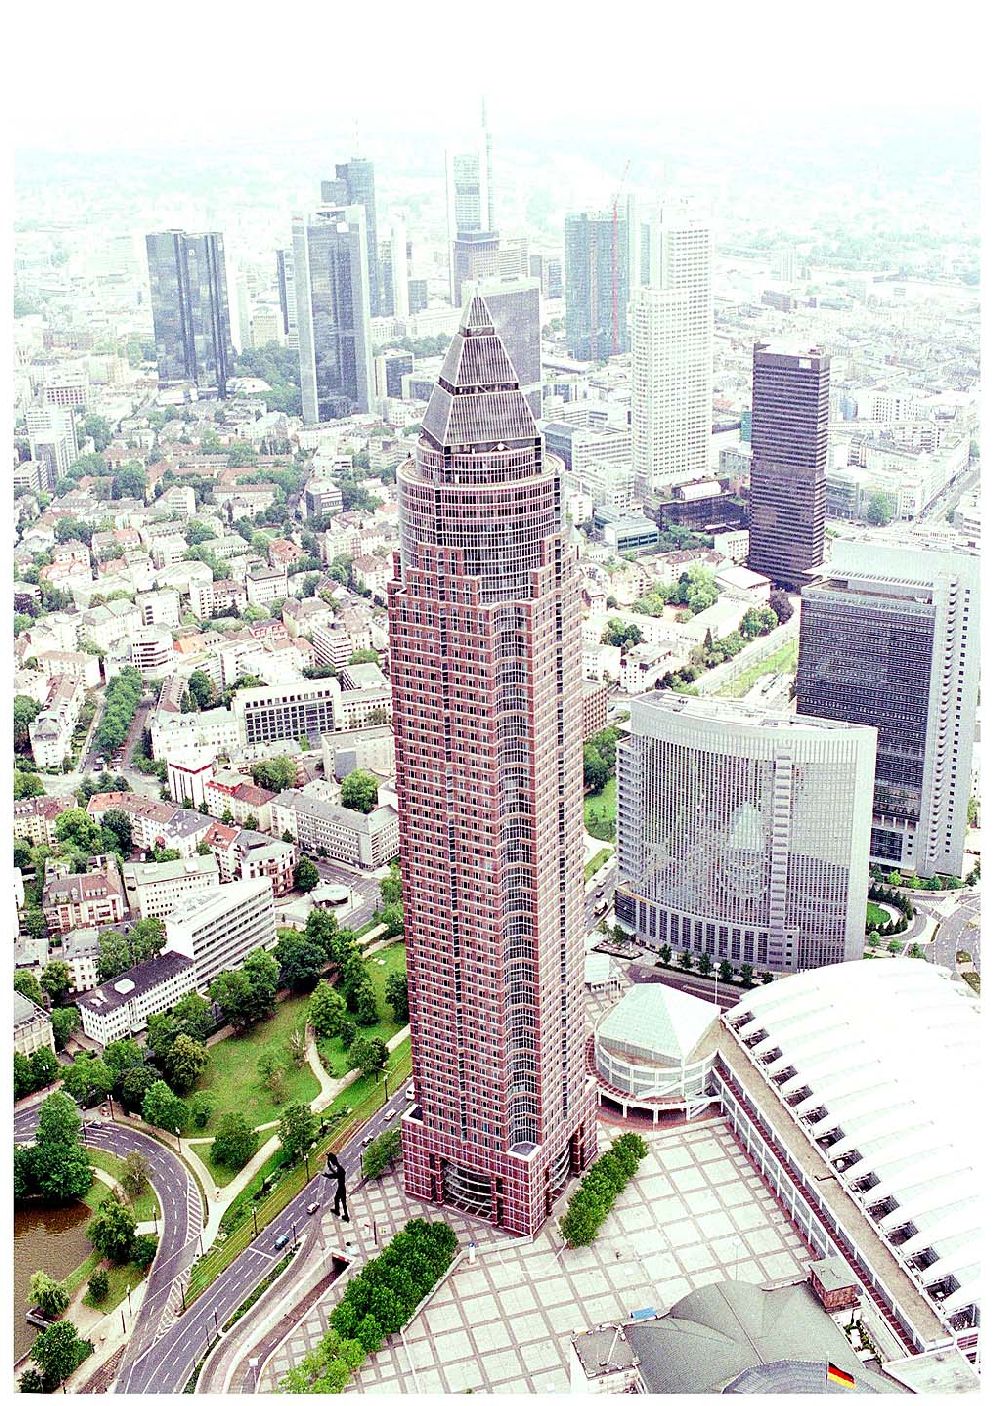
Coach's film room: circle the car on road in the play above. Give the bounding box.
[274,1232,290,1250]
[362,1134,374,1147]
[406,1085,415,1100]
[383,1110,395,1124]
[306,1201,320,1215]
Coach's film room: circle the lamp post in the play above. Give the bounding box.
[383,1074,389,1106]
[252,1205,259,1236]
[175,1126,182,1151]
[107,1093,114,1122]
[713,962,721,1005]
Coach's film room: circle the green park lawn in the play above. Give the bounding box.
[867,902,892,928]
[315,940,407,1079]
[183,994,320,1130]
[186,941,408,1186]
[584,776,617,840]
[87,1150,160,1222]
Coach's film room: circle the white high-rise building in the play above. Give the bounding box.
[631,208,713,494]
[616,693,877,973]
[389,219,409,321]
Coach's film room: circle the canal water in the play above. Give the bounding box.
[13,1202,93,1363]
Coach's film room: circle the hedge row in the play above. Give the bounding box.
[279,1218,457,1393]
[559,1133,648,1247]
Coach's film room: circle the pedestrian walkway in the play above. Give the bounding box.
[257,1117,813,1394]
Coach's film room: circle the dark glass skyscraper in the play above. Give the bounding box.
[797,542,979,879]
[564,211,631,361]
[145,231,233,398]
[292,207,373,424]
[748,342,830,589]
[389,297,596,1237]
[321,159,380,316]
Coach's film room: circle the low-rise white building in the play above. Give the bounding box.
[122,854,221,920]
[245,560,289,607]
[269,789,398,869]
[14,990,55,1058]
[76,952,198,1046]
[131,626,175,677]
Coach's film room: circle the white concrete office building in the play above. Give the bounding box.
[165,876,276,987]
[616,693,877,973]
[122,854,221,920]
[631,208,712,494]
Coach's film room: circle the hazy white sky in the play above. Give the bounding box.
[10,1,982,153]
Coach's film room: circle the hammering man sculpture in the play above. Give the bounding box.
[326,1153,350,1221]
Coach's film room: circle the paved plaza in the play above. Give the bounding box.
[259,1116,814,1394]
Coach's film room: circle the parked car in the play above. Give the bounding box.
[274,1232,290,1250]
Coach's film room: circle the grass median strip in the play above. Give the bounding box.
[585,847,613,882]
[184,1040,412,1305]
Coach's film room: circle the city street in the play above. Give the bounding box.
[115,1083,411,1394]
[14,1102,201,1384]
[627,961,744,1010]
[918,890,981,974]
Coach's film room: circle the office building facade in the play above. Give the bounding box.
[389,297,597,1237]
[165,877,276,987]
[797,542,979,878]
[293,206,373,423]
[616,693,876,972]
[564,211,631,361]
[748,343,830,589]
[145,230,233,398]
[321,159,380,316]
[632,210,713,493]
[233,678,341,746]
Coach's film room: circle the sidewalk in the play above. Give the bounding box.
[176,1023,411,1246]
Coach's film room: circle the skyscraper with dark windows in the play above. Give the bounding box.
[564,211,631,361]
[145,231,234,399]
[321,159,380,316]
[748,342,830,589]
[292,206,373,424]
[797,541,979,879]
[388,297,597,1237]
[459,278,543,418]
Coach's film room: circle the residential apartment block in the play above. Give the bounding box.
[42,853,128,935]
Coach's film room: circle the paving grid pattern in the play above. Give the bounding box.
[259,1118,814,1394]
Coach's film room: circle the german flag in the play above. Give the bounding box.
[827,1363,857,1389]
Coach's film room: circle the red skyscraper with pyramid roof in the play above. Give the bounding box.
[388,296,597,1236]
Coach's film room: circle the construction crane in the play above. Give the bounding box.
[610,160,631,357]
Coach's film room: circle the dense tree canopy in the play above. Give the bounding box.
[340,769,379,814]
